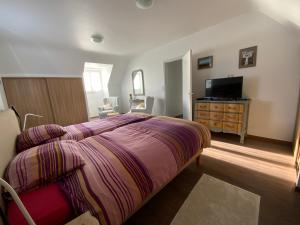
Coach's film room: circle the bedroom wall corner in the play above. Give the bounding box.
[0,41,129,112]
[120,11,300,142]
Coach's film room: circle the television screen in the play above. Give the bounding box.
[205,76,243,99]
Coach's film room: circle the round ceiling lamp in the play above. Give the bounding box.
[90,34,104,44]
[136,0,154,9]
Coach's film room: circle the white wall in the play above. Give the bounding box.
[165,60,183,117]
[121,12,300,141]
[0,39,129,110]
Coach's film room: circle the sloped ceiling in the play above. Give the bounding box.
[252,0,300,35]
[0,0,254,55]
[0,0,299,56]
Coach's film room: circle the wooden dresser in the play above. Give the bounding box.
[194,99,250,143]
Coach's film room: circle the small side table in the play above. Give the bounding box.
[65,212,99,225]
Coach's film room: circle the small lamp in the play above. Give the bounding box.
[0,178,36,225]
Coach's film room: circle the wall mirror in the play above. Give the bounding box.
[132,69,145,96]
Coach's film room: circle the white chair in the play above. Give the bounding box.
[98,97,120,118]
[130,96,154,114]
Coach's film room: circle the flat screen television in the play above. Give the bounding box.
[205,76,243,99]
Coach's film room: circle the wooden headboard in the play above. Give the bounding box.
[0,109,21,210]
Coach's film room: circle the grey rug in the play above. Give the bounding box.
[171,174,260,225]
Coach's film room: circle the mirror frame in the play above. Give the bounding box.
[132,69,145,96]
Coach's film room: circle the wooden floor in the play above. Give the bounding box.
[124,134,300,225]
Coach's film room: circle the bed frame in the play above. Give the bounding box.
[0,109,21,225]
[0,109,203,224]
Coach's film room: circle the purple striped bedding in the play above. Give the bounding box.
[6,141,85,193]
[47,113,152,142]
[16,124,67,152]
[60,116,211,225]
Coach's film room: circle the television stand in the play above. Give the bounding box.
[194,99,250,144]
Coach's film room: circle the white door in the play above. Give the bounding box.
[182,49,193,120]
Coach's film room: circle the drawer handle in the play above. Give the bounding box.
[227,106,240,110]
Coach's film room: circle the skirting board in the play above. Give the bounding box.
[246,135,292,146]
[211,133,292,146]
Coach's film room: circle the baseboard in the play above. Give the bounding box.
[247,135,292,146]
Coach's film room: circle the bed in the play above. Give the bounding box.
[0,109,210,225]
[47,113,152,142]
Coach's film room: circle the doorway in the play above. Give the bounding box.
[165,59,183,118]
[164,49,192,120]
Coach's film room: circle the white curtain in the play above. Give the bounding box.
[83,69,109,97]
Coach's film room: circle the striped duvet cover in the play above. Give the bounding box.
[60,116,211,225]
[49,113,151,142]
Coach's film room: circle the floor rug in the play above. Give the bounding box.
[171,174,260,225]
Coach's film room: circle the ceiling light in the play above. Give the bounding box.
[136,0,154,9]
[90,34,104,44]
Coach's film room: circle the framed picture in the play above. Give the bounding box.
[239,46,257,68]
[198,56,213,70]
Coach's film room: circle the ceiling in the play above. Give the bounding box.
[0,0,299,56]
[252,0,300,34]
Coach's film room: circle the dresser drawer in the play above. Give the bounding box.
[195,119,209,127]
[223,113,243,123]
[209,120,222,129]
[209,103,224,112]
[224,104,244,113]
[196,111,209,119]
[223,122,242,134]
[195,103,209,111]
[209,112,223,121]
